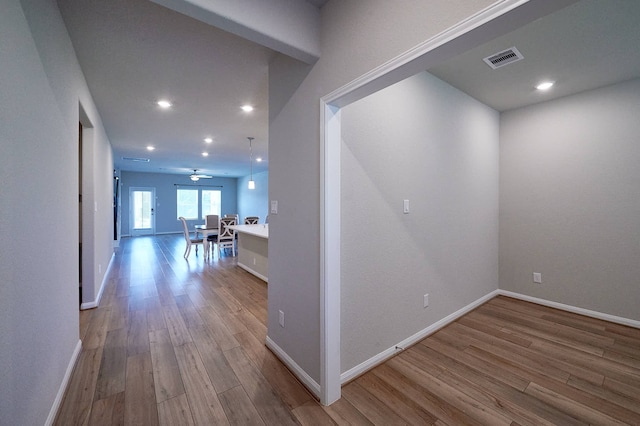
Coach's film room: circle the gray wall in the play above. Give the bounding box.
[238,171,269,223]
[268,0,496,384]
[341,71,499,372]
[0,0,114,423]
[500,78,640,321]
[121,171,238,235]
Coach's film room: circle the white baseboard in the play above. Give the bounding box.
[46,340,82,426]
[266,336,321,399]
[80,252,115,310]
[340,290,500,384]
[497,290,640,329]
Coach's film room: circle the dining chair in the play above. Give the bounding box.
[217,217,237,256]
[244,216,259,224]
[179,216,204,258]
[204,214,219,255]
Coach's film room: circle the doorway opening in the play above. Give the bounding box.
[129,187,156,236]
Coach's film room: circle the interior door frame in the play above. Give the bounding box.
[318,0,563,405]
[129,187,156,236]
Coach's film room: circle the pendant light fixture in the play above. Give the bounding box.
[247,137,255,190]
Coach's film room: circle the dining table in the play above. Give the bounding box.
[194,224,218,258]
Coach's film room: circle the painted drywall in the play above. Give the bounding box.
[500,78,640,321]
[0,0,114,423]
[268,0,496,385]
[120,171,238,235]
[238,171,269,223]
[341,71,499,371]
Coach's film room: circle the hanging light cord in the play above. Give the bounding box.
[248,137,254,181]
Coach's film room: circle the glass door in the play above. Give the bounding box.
[130,187,155,236]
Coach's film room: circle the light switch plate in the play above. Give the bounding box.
[533,272,542,284]
[271,200,278,214]
[403,199,410,214]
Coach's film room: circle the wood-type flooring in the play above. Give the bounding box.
[55,234,640,425]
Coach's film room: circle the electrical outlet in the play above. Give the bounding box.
[533,272,542,284]
[271,200,278,214]
[279,310,285,327]
[423,293,429,308]
[253,257,256,265]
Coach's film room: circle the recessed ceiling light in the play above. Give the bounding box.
[146,145,155,151]
[241,105,254,112]
[157,99,172,109]
[202,152,209,157]
[204,137,213,143]
[536,81,554,91]
[256,157,263,162]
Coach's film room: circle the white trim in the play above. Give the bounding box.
[46,340,82,426]
[80,252,114,310]
[266,336,321,398]
[319,102,342,405]
[319,0,535,406]
[340,290,500,384]
[236,262,268,282]
[321,0,531,106]
[497,290,640,329]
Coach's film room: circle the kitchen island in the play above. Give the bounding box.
[227,224,268,282]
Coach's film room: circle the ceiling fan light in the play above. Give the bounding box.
[248,180,255,190]
[190,175,199,181]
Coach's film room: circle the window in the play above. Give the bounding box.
[202,190,221,218]
[177,189,198,219]
[177,188,222,219]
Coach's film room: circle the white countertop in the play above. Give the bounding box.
[227,224,268,239]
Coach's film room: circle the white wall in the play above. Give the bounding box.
[500,78,640,321]
[0,0,114,423]
[268,0,496,386]
[341,71,499,371]
[238,171,269,223]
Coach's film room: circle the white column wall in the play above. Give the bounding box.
[267,0,496,387]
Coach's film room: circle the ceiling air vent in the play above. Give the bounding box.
[483,47,523,69]
[122,157,150,162]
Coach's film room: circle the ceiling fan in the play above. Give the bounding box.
[189,169,212,181]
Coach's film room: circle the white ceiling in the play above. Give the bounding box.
[57,0,640,179]
[429,0,640,112]
[57,0,318,177]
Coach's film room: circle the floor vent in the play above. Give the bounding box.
[483,47,524,69]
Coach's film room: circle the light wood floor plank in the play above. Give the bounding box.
[157,394,195,426]
[127,309,150,356]
[149,328,185,403]
[292,401,338,426]
[94,328,127,401]
[161,302,193,347]
[88,392,125,426]
[189,324,241,394]
[224,345,298,425]
[124,352,158,426]
[54,347,103,426]
[174,342,230,426]
[218,386,265,426]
